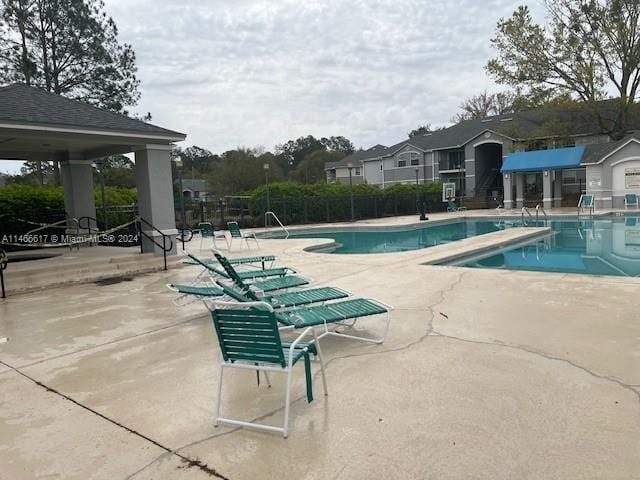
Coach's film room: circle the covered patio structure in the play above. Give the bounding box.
[0,84,186,253]
[501,146,585,209]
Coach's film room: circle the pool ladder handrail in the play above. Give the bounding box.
[521,207,533,226]
[535,204,548,226]
[264,211,290,239]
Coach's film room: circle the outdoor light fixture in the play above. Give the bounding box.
[504,173,509,179]
[544,170,549,177]
[264,163,271,224]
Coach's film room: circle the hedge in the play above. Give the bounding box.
[0,185,137,238]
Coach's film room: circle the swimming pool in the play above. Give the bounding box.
[457,215,640,277]
[280,219,516,254]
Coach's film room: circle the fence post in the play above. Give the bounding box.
[239,198,245,228]
[218,198,225,230]
[199,201,205,224]
[304,197,309,223]
[394,194,398,215]
[325,196,330,222]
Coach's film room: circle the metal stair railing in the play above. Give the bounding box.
[136,216,174,271]
[264,211,290,239]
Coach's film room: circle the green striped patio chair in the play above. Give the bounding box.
[227,221,259,250]
[578,194,595,214]
[210,300,328,438]
[198,222,228,251]
[625,193,638,209]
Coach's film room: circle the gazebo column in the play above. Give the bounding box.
[60,159,97,233]
[515,173,525,208]
[135,145,177,255]
[553,170,563,207]
[503,172,513,209]
[543,170,553,209]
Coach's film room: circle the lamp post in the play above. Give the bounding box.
[264,163,271,227]
[347,162,355,221]
[414,167,420,213]
[174,156,186,251]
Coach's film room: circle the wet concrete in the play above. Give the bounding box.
[1,216,639,479]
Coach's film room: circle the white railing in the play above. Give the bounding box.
[264,211,290,239]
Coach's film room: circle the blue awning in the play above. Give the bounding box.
[501,146,585,173]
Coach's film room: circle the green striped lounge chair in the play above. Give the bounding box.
[182,253,278,284]
[211,300,328,438]
[227,221,259,250]
[625,193,638,209]
[199,222,228,251]
[166,282,224,306]
[211,272,393,344]
[219,283,350,309]
[187,253,298,284]
[202,253,311,293]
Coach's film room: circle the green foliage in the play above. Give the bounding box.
[240,181,444,224]
[289,150,344,184]
[207,148,285,195]
[486,1,640,138]
[0,184,136,237]
[0,0,141,113]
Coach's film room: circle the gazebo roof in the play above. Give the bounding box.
[0,84,186,161]
[0,84,184,139]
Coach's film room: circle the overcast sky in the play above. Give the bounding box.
[2,0,545,174]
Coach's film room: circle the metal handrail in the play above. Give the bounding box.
[0,248,7,298]
[535,204,548,226]
[264,211,290,239]
[521,207,533,226]
[136,216,173,271]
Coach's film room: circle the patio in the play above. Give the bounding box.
[0,218,639,479]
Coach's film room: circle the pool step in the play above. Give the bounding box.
[2,250,185,296]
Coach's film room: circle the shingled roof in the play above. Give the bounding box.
[0,83,185,139]
[392,99,640,154]
[325,144,388,170]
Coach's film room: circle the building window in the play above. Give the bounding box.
[355,167,361,176]
[440,150,465,171]
[562,168,586,185]
[396,151,420,167]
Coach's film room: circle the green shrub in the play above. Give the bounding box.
[0,184,137,238]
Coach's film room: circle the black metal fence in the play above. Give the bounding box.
[174,192,446,230]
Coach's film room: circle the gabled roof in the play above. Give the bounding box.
[0,83,185,140]
[582,132,640,164]
[386,99,640,154]
[325,144,387,170]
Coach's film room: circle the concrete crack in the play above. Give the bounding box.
[0,360,231,480]
[430,331,640,404]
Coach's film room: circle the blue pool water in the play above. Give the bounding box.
[460,215,640,277]
[281,215,640,276]
[283,220,510,254]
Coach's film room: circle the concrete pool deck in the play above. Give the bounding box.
[1,212,639,479]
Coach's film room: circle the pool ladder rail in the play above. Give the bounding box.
[521,205,548,227]
[264,211,290,239]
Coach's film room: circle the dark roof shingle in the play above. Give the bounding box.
[0,83,185,138]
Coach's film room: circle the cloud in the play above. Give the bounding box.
[107,0,545,152]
